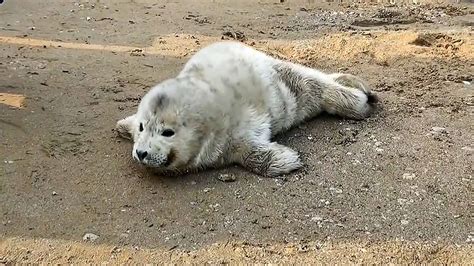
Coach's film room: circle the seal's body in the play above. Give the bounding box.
[117,41,377,177]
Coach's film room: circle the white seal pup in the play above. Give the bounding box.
[116,41,377,177]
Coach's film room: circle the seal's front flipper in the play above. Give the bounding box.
[115,114,138,141]
[237,142,303,177]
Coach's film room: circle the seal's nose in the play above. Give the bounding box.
[136,150,148,161]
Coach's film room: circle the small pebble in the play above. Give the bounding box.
[83,233,99,242]
[431,127,447,134]
[397,198,408,205]
[216,173,236,182]
[329,187,342,194]
[466,235,473,243]
[403,173,416,180]
[52,191,57,196]
[111,246,121,253]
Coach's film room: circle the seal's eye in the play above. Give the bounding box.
[139,123,144,132]
[162,129,174,137]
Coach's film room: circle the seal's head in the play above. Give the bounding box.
[116,78,209,172]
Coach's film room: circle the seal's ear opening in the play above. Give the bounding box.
[116,114,137,140]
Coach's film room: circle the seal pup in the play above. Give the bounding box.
[116,41,377,177]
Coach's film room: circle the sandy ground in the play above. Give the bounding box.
[0,0,473,264]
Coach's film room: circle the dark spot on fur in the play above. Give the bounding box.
[156,94,168,108]
[152,94,169,114]
[189,64,204,73]
[234,91,242,100]
[232,66,240,75]
[165,148,177,167]
[250,75,258,87]
[221,77,241,95]
[221,77,231,86]
[273,63,322,98]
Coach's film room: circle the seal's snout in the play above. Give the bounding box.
[136,150,149,161]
